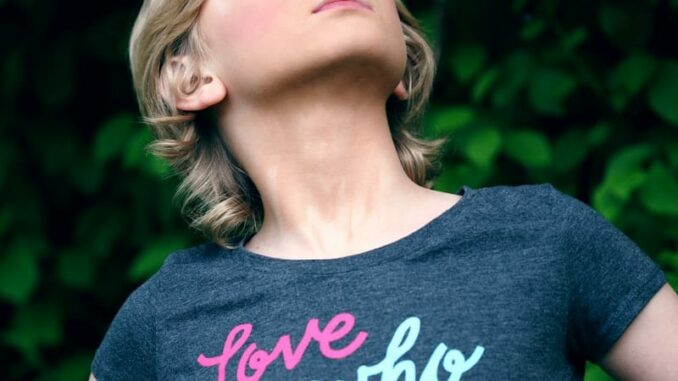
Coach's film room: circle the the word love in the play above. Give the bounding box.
[196,312,368,381]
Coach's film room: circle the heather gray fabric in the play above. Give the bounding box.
[91,182,667,381]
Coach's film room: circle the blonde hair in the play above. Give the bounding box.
[129,0,449,248]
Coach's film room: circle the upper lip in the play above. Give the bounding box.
[312,0,372,13]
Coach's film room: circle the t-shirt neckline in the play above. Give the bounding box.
[232,184,476,274]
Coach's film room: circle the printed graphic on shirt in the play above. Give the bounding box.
[196,311,485,381]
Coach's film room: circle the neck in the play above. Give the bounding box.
[216,72,428,257]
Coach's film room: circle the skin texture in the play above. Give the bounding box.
[173,0,462,260]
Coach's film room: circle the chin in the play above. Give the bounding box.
[316,30,397,61]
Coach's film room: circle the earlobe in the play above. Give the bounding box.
[174,75,227,111]
[394,80,409,101]
[167,56,228,112]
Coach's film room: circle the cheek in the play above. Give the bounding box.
[385,2,402,32]
[200,0,289,78]
[221,2,283,45]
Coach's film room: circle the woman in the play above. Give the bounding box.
[90,0,678,380]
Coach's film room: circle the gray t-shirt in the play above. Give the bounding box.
[90,182,667,381]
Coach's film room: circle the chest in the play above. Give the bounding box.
[156,250,578,380]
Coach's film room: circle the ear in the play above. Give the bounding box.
[168,56,228,112]
[393,80,409,100]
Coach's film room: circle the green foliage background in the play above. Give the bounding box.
[0,0,676,380]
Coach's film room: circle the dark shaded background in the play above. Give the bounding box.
[0,0,676,380]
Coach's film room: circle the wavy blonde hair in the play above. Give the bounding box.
[129,0,449,248]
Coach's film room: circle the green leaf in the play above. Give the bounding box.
[503,129,553,168]
[34,353,93,381]
[667,272,678,295]
[433,163,492,192]
[414,9,442,51]
[141,153,172,179]
[430,106,476,135]
[608,53,657,111]
[511,0,530,13]
[639,161,678,216]
[528,68,578,116]
[666,141,678,169]
[492,51,533,108]
[123,126,154,170]
[0,208,12,237]
[647,61,678,126]
[0,237,44,304]
[30,123,80,178]
[449,44,487,84]
[584,361,616,381]
[56,248,96,289]
[74,206,125,259]
[587,122,613,147]
[656,250,678,271]
[70,156,105,194]
[603,144,654,201]
[128,234,192,281]
[520,18,546,41]
[461,125,503,168]
[1,302,63,366]
[592,182,625,222]
[560,26,588,51]
[35,353,92,381]
[0,140,11,189]
[93,112,140,166]
[599,3,652,52]
[471,67,500,104]
[553,129,590,172]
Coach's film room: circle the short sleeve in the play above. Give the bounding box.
[91,276,158,381]
[549,184,668,363]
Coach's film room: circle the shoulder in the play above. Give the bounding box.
[470,182,569,223]
[115,241,240,307]
[477,182,555,200]
[148,240,246,284]
[105,242,240,325]
[161,240,236,267]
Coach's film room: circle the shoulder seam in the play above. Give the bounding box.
[545,183,581,360]
[146,267,161,380]
[161,246,196,267]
